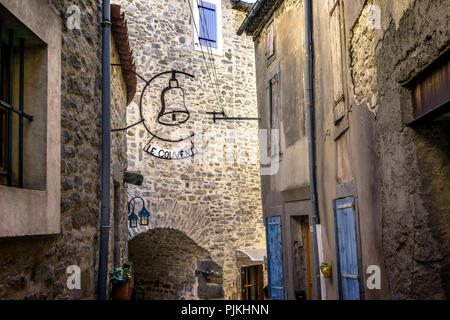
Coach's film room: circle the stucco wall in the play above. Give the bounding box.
[369,0,450,299]
[316,0,450,299]
[250,0,449,300]
[252,0,316,300]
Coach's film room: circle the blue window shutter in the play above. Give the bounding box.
[199,1,217,48]
[334,197,361,300]
[266,216,285,300]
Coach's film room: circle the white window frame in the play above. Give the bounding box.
[192,0,224,57]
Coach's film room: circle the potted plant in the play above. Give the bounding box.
[123,262,135,299]
[320,263,332,279]
[109,267,132,300]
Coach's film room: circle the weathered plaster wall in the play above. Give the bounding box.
[370,0,450,299]
[310,0,390,300]
[312,0,450,300]
[252,0,319,300]
[0,1,129,299]
[255,0,309,198]
[251,0,449,301]
[112,0,266,299]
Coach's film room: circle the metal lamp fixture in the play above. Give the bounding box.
[139,206,151,226]
[127,196,151,228]
[128,208,139,229]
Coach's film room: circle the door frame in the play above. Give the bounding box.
[333,196,365,300]
[241,264,264,300]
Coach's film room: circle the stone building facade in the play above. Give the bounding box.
[0,0,133,299]
[112,0,266,299]
[239,0,449,300]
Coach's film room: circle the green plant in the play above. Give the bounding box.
[320,263,329,268]
[109,267,131,286]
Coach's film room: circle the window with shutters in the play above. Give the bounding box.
[328,0,347,124]
[192,0,223,56]
[266,21,275,61]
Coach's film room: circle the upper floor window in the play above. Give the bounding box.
[193,0,223,56]
[266,21,275,60]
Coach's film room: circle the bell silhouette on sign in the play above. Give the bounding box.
[158,73,190,126]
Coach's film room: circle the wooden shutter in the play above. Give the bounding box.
[199,1,218,48]
[266,22,274,58]
[266,216,285,300]
[411,52,450,123]
[257,265,264,300]
[271,74,280,131]
[334,197,361,300]
[328,0,346,123]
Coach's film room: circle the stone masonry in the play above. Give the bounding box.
[112,0,266,299]
[0,1,130,299]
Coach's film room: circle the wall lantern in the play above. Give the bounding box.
[127,196,151,229]
[139,206,151,226]
[128,209,139,229]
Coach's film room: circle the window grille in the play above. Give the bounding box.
[0,22,33,188]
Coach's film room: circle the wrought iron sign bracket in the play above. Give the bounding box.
[207,111,260,123]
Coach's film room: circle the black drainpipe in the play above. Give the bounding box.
[97,0,111,301]
[305,0,322,300]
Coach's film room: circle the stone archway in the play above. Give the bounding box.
[128,228,224,300]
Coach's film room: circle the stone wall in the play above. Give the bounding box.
[129,228,223,300]
[113,0,266,299]
[349,0,379,115]
[0,1,129,299]
[110,36,131,273]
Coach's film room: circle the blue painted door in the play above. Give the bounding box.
[266,216,284,300]
[334,197,361,300]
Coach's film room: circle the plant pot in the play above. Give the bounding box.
[128,273,135,300]
[320,265,332,279]
[112,283,130,300]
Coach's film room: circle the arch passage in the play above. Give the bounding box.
[129,228,223,300]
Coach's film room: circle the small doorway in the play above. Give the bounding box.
[266,216,285,299]
[241,265,264,300]
[291,216,313,300]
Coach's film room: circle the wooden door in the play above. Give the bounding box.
[241,265,264,300]
[303,217,313,300]
[334,197,361,300]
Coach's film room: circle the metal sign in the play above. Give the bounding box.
[112,67,197,160]
[143,137,197,160]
